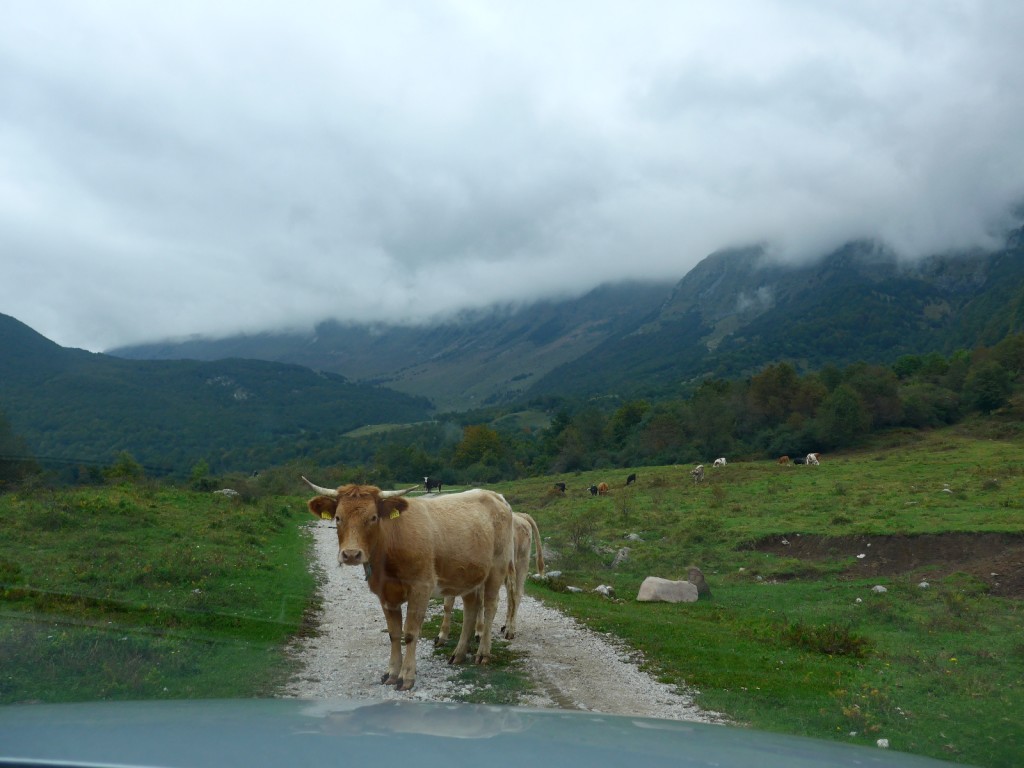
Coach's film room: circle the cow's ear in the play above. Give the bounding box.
[307,496,337,520]
[378,496,409,521]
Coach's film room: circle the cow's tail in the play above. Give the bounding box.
[498,494,520,635]
[520,512,545,576]
[503,560,518,630]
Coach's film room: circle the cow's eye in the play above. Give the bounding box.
[368,514,378,524]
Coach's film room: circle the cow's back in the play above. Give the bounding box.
[404,489,513,596]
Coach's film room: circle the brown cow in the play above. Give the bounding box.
[778,455,790,464]
[597,482,610,495]
[302,478,515,691]
[438,511,545,644]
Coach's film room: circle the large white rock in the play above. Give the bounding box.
[636,577,699,603]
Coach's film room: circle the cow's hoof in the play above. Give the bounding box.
[433,636,448,648]
[381,673,399,685]
[448,652,466,665]
[396,678,415,691]
[475,653,491,665]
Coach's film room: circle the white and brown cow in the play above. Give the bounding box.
[438,511,545,644]
[302,478,515,691]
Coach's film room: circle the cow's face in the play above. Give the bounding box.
[307,485,408,567]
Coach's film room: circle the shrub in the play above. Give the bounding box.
[780,621,872,658]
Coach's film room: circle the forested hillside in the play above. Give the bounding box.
[0,314,431,477]
[110,281,674,411]
[530,232,1024,399]
[4,227,1024,484]
[112,231,1024,408]
[234,333,1024,489]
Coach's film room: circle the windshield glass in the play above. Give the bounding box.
[2,5,1022,768]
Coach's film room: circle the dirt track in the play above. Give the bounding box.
[751,532,1024,597]
[281,520,724,724]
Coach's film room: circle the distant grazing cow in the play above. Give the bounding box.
[424,476,443,493]
[553,482,566,494]
[713,457,727,467]
[626,473,637,485]
[588,484,599,496]
[793,456,806,465]
[690,464,705,483]
[439,512,544,643]
[302,478,515,691]
[778,455,790,464]
[806,453,820,466]
[597,482,609,495]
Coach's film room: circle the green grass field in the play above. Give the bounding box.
[2,427,1022,766]
[0,485,316,701]
[478,428,1024,767]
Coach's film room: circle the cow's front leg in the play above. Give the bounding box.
[450,588,481,665]
[397,587,431,691]
[380,602,404,686]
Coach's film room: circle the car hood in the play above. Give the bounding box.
[0,698,969,768]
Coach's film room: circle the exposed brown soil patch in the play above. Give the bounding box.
[751,533,1024,598]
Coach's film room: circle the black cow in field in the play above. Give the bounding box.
[423,476,443,493]
[626,473,636,485]
[588,484,599,496]
[554,482,567,494]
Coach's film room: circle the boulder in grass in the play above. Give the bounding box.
[636,577,698,603]
[688,566,712,598]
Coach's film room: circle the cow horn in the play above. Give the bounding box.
[301,476,338,497]
[380,486,419,498]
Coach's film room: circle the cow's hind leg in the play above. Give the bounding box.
[475,569,506,664]
[380,603,404,686]
[435,595,456,647]
[501,565,521,640]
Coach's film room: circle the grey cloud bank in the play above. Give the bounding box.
[2,1,1022,352]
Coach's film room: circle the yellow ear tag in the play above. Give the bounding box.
[389,510,401,520]
[320,512,332,520]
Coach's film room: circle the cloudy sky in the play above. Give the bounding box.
[3,1,1023,352]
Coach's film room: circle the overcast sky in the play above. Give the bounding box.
[3,1,1023,352]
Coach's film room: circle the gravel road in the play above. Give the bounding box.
[282,520,724,724]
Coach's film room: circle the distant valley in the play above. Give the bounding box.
[4,229,1022,477]
[112,229,1024,407]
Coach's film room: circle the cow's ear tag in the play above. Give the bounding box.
[320,512,332,520]
[389,510,401,520]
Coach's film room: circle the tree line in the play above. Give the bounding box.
[340,333,1024,487]
[4,333,1023,490]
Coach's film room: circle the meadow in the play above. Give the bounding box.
[483,427,1024,767]
[1,426,1022,766]
[0,485,316,701]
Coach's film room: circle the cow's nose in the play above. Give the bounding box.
[340,549,363,565]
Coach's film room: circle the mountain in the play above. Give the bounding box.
[110,281,676,411]
[0,314,431,475]
[110,229,1024,408]
[529,232,1024,398]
